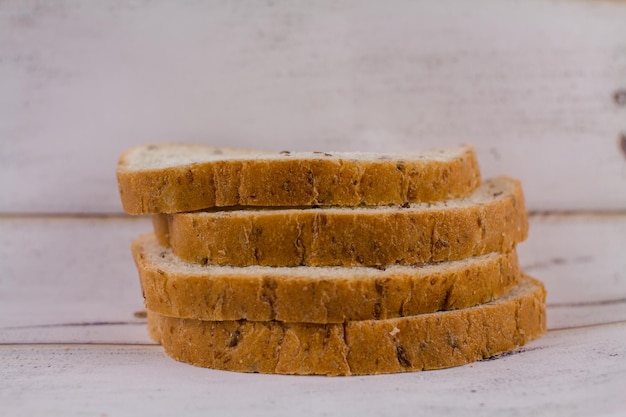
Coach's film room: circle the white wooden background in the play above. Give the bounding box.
[1,0,625,416]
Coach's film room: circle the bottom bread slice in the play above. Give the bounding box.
[147,274,546,376]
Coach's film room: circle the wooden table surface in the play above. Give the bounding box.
[1,1,625,416]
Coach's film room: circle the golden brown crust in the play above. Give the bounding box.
[133,233,520,323]
[151,214,170,246]
[158,177,528,267]
[147,275,546,376]
[117,144,481,214]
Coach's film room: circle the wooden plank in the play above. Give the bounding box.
[0,321,152,345]
[517,213,626,305]
[2,302,625,344]
[0,217,151,334]
[549,303,626,331]
[1,322,625,417]
[1,0,626,213]
[0,215,624,343]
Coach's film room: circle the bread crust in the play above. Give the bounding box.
[157,177,527,267]
[133,233,520,323]
[151,214,170,246]
[147,275,546,376]
[117,144,481,214]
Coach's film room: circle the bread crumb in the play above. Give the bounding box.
[134,309,147,318]
[389,327,400,336]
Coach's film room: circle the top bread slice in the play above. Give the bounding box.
[117,143,481,214]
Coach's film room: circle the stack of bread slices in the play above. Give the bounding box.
[116,143,546,376]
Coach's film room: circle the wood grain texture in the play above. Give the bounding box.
[0,216,624,344]
[1,0,625,412]
[1,0,625,213]
[1,322,625,416]
[0,217,150,337]
[518,213,626,305]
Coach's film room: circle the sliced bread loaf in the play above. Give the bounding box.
[133,233,520,323]
[117,144,480,214]
[156,176,527,267]
[147,275,546,376]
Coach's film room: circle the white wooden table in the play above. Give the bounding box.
[1,1,625,416]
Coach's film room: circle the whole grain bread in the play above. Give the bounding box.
[155,176,527,267]
[146,275,546,376]
[133,233,520,323]
[117,144,481,214]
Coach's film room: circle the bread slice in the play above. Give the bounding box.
[117,144,481,214]
[146,275,546,376]
[155,176,527,267]
[133,233,520,323]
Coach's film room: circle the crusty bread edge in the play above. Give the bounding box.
[118,144,481,214]
[161,176,528,267]
[133,233,521,323]
[146,275,546,376]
